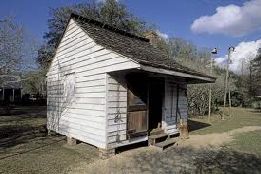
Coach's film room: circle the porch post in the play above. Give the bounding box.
[2,88,4,101]
[20,89,22,100]
[12,89,15,102]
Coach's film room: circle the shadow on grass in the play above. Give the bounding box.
[118,146,261,173]
[116,141,148,154]
[0,111,27,116]
[0,106,47,149]
[0,106,46,123]
[192,147,261,174]
[0,124,47,149]
[188,119,211,132]
[0,106,46,117]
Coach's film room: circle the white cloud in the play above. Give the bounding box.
[215,39,261,73]
[156,30,169,40]
[191,0,261,36]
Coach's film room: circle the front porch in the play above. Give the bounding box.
[106,69,189,149]
[125,71,182,138]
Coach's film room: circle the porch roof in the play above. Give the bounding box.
[139,65,215,84]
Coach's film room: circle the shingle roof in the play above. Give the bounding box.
[70,13,214,79]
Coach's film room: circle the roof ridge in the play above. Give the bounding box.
[70,13,150,43]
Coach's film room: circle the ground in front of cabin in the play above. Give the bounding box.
[0,107,261,174]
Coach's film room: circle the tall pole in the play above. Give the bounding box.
[228,83,232,116]
[208,48,217,123]
[241,59,244,107]
[249,60,253,96]
[223,47,234,119]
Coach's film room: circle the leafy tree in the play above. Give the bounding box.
[250,48,261,97]
[163,37,240,116]
[38,0,148,68]
[168,38,197,61]
[233,48,261,107]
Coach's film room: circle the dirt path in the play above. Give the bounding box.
[178,126,261,149]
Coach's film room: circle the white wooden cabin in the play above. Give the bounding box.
[47,13,215,155]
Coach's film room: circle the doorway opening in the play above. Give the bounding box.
[148,77,164,130]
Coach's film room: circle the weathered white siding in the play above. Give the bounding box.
[105,73,128,149]
[162,78,188,134]
[47,19,139,149]
[105,73,149,149]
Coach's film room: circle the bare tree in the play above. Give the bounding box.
[0,17,24,76]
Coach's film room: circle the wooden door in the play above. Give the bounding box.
[127,74,148,138]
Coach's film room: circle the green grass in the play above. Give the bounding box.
[227,130,261,156]
[189,107,261,135]
[189,107,261,155]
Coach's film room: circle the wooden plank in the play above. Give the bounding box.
[127,111,148,134]
[107,101,127,108]
[57,127,106,148]
[107,134,127,143]
[107,113,127,120]
[107,135,148,149]
[105,74,128,145]
[107,108,127,115]
[108,118,127,126]
[154,137,179,150]
[76,73,105,82]
[76,86,106,93]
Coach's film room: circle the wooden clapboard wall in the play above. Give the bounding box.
[162,78,188,134]
[46,19,139,149]
[106,73,149,149]
[106,73,128,149]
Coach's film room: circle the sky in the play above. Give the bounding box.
[1,0,261,72]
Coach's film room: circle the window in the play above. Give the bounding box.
[64,73,75,103]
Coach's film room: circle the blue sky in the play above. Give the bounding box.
[1,0,261,71]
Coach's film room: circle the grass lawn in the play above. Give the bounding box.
[0,106,261,173]
[229,130,261,155]
[189,107,261,155]
[190,107,261,134]
[0,106,98,174]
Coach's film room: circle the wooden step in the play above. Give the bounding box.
[150,128,164,136]
[154,137,179,151]
[148,133,168,145]
[166,124,177,129]
[149,133,168,140]
[166,128,179,135]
